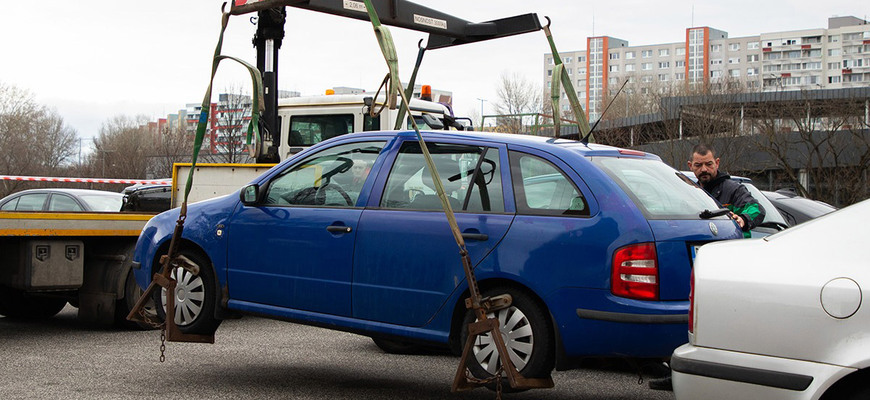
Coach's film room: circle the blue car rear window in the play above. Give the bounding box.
[591,157,720,219]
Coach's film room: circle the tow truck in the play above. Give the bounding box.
[0,204,157,327]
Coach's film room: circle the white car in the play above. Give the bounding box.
[672,198,870,400]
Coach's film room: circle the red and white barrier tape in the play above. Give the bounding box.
[0,175,167,185]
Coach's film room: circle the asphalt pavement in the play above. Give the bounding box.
[0,305,675,400]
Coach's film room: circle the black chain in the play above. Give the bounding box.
[159,325,166,363]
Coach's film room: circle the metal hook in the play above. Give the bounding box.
[250,16,258,25]
[221,2,228,14]
[544,16,552,29]
[417,38,426,50]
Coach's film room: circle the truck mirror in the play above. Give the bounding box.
[421,114,444,130]
[240,184,260,205]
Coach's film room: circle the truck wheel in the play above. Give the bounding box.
[0,286,67,319]
[154,250,221,335]
[116,270,157,330]
[460,287,554,391]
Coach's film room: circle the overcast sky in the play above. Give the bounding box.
[1,0,866,140]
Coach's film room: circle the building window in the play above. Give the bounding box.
[765,52,782,60]
[641,75,653,83]
[609,77,619,85]
[805,75,819,85]
[567,68,573,75]
[844,59,865,68]
[547,57,554,65]
[807,49,822,57]
[578,68,586,75]
[711,44,722,52]
[746,68,758,76]
[711,59,723,65]
[625,51,635,59]
[578,90,586,98]
[828,76,841,83]
[828,35,840,43]
[747,54,759,62]
[564,57,572,64]
[609,65,619,72]
[578,55,586,62]
[625,64,635,72]
[803,61,822,70]
[676,47,685,56]
[729,69,740,77]
[784,39,798,45]
[711,70,722,78]
[641,62,652,70]
[642,50,653,58]
[827,62,841,70]
[828,49,841,56]
[729,43,740,51]
[609,53,620,60]
[787,50,801,59]
[675,72,685,80]
[547,69,552,76]
[748,42,760,50]
[728,57,740,64]
[658,74,669,81]
[659,61,670,69]
[659,49,669,57]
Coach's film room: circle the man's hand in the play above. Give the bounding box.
[730,212,745,229]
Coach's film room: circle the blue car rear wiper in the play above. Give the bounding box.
[699,208,731,219]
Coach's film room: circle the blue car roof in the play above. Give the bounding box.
[336,130,661,160]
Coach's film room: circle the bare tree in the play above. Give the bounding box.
[494,71,542,134]
[90,115,152,180]
[147,125,194,179]
[0,82,78,197]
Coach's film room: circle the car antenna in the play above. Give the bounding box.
[580,79,628,145]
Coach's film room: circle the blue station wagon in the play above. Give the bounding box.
[132,130,741,380]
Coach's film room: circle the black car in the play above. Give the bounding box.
[122,182,172,212]
[762,189,836,226]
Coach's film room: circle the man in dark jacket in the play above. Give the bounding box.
[688,144,764,237]
[649,144,768,392]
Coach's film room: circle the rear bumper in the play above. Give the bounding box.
[672,343,855,400]
[549,289,689,358]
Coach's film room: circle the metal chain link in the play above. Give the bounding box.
[159,325,166,363]
[463,366,505,400]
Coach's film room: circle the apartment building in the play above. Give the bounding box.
[545,16,870,121]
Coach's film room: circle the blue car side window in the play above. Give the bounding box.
[509,151,589,217]
[380,141,504,212]
[263,141,384,207]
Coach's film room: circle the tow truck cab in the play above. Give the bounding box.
[274,93,470,160]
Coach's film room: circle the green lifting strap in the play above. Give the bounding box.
[361,0,466,252]
[184,5,265,208]
[543,19,592,142]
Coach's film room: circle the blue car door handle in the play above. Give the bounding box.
[461,232,488,241]
[326,225,352,233]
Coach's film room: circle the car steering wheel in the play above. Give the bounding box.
[315,183,353,206]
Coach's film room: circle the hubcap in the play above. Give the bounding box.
[160,266,205,326]
[471,306,534,375]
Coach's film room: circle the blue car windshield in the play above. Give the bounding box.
[591,157,721,219]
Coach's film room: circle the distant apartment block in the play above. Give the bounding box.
[545,16,870,121]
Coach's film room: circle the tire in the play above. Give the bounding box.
[153,250,221,335]
[460,287,555,389]
[0,285,67,319]
[372,337,424,354]
[116,269,157,330]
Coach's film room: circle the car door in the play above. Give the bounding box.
[226,140,385,317]
[352,139,514,326]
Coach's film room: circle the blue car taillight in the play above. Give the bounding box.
[611,242,659,301]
